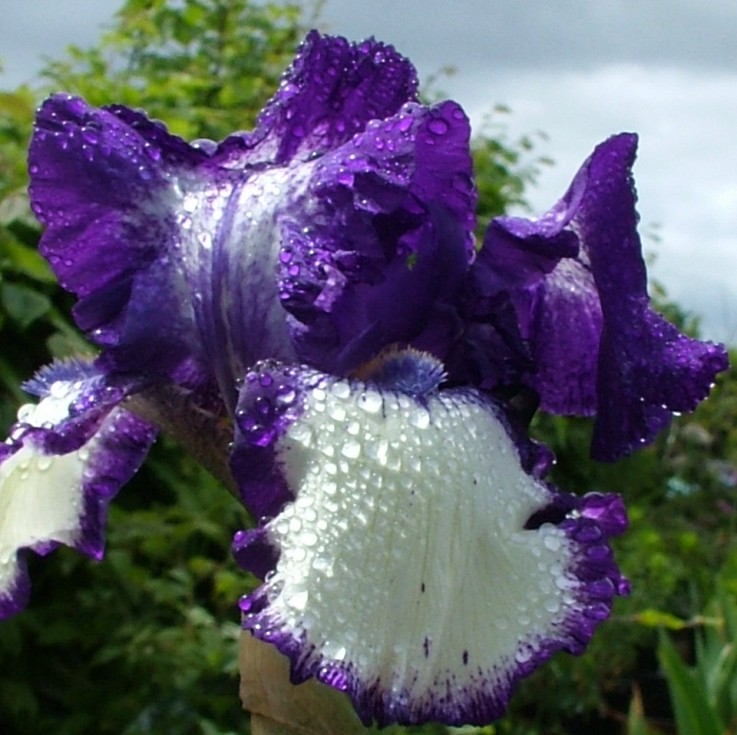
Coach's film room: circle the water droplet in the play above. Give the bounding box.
[144,144,161,161]
[341,439,361,459]
[17,404,35,423]
[49,381,69,399]
[398,115,413,132]
[336,168,353,186]
[428,118,449,136]
[289,517,302,533]
[409,407,430,429]
[36,455,53,472]
[301,530,318,547]
[81,127,99,145]
[358,390,382,414]
[183,193,199,213]
[288,589,308,610]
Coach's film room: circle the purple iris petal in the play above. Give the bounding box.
[466,133,727,460]
[281,100,475,374]
[214,30,419,167]
[28,33,475,412]
[28,96,209,383]
[0,360,156,619]
[229,353,627,726]
[578,136,728,459]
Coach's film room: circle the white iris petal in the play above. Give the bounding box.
[253,376,582,710]
[1,385,110,604]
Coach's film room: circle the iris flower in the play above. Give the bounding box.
[0,31,727,726]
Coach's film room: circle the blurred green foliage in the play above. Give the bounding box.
[0,1,735,734]
[627,588,737,735]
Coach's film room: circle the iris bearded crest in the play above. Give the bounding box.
[0,31,728,726]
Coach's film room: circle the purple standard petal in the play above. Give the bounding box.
[0,360,156,619]
[214,30,418,167]
[468,134,727,460]
[280,100,476,374]
[29,33,473,411]
[230,351,627,726]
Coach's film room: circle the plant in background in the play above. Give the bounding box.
[626,587,737,735]
[0,2,731,734]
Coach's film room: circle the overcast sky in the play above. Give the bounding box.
[2,0,736,344]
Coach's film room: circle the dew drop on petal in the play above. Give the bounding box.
[49,381,69,399]
[341,439,361,459]
[36,455,53,472]
[289,517,302,533]
[398,115,413,133]
[428,118,449,136]
[357,390,382,414]
[182,194,199,214]
[301,530,318,547]
[330,381,351,400]
[288,589,308,610]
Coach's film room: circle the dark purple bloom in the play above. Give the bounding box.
[0,28,727,728]
[28,30,474,410]
[459,134,728,460]
[8,31,477,625]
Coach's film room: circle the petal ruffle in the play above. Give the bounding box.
[230,355,627,726]
[577,136,729,459]
[28,34,474,411]
[0,360,156,618]
[29,94,209,383]
[280,100,476,374]
[214,31,419,167]
[469,134,728,460]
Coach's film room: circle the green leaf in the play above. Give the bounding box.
[0,280,51,328]
[0,191,34,227]
[658,630,724,735]
[633,608,689,630]
[626,685,654,735]
[0,232,55,283]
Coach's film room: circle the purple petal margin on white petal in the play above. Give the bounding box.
[230,357,627,726]
[0,362,156,618]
